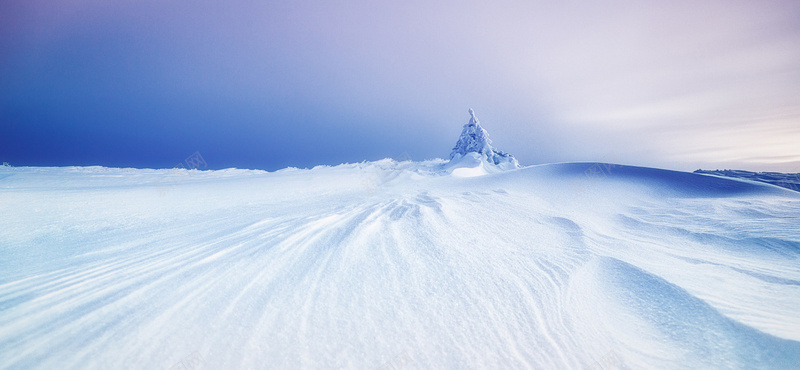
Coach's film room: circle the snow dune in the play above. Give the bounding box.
[1,162,799,369]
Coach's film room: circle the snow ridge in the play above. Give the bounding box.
[449,109,520,169]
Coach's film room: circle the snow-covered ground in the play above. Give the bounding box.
[695,169,800,193]
[1,160,800,369]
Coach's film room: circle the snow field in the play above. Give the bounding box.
[1,162,799,368]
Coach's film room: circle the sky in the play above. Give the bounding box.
[2,0,799,172]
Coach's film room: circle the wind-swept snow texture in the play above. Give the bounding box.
[1,162,800,369]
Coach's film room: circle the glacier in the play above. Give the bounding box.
[1,117,800,368]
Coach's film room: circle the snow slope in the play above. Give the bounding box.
[1,162,799,369]
[695,169,800,193]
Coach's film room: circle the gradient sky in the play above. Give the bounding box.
[2,0,799,171]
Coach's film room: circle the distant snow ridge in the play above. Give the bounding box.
[694,169,800,192]
[449,109,520,169]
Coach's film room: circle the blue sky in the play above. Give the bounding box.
[2,0,799,171]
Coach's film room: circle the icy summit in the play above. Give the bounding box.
[448,109,520,171]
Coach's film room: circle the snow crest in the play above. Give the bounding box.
[449,109,520,169]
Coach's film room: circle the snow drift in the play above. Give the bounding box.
[1,159,799,369]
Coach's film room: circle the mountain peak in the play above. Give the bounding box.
[449,109,520,169]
